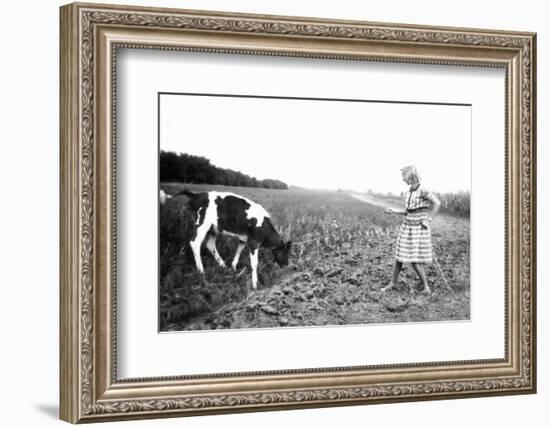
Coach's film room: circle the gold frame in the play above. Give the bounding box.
[60,2,537,423]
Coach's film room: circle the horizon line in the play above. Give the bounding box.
[160,181,471,195]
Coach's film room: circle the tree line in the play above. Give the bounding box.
[160,151,288,190]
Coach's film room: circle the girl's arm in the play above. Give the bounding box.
[421,193,441,228]
[427,193,441,220]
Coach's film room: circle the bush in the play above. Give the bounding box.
[435,191,470,217]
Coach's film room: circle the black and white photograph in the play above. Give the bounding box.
[158,92,471,332]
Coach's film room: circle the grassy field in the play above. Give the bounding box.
[159,183,470,331]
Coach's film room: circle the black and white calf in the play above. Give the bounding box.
[176,189,291,290]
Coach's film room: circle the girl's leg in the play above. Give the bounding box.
[411,263,430,293]
[382,260,402,292]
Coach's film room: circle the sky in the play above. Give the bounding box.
[160,94,471,194]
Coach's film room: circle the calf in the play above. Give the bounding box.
[177,189,291,290]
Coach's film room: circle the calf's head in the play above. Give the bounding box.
[272,241,292,267]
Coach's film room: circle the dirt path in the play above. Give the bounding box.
[350,193,398,210]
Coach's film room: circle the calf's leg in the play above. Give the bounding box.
[205,234,226,268]
[189,224,209,274]
[249,245,259,290]
[232,241,246,270]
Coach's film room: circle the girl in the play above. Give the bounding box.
[383,165,441,294]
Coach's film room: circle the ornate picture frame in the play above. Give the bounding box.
[60,2,536,423]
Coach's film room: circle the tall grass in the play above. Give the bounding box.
[435,191,470,217]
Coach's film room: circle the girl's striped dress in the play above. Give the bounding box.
[396,185,433,263]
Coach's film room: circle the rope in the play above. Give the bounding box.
[291,237,321,246]
[432,249,455,296]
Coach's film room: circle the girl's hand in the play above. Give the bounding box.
[384,208,394,215]
[421,218,431,229]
